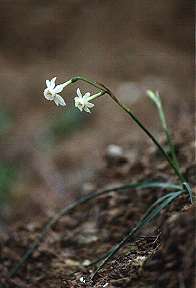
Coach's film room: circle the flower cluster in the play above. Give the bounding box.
[44,77,101,113]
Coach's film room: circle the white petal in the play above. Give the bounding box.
[84,106,91,113]
[74,97,80,106]
[46,80,51,88]
[83,92,90,99]
[86,101,94,108]
[50,77,56,89]
[77,88,82,98]
[54,94,66,106]
[53,84,64,94]
[54,99,59,106]
[44,89,54,100]
[78,106,83,111]
[51,77,56,81]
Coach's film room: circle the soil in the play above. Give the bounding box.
[0,129,195,288]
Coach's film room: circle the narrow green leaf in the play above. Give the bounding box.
[8,180,179,278]
[91,190,183,279]
[183,182,193,204]
[146,90,183,180]
[146,90,160,107]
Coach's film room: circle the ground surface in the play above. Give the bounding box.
[0,128,195,288]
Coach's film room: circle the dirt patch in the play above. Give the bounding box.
[0,128,195,288]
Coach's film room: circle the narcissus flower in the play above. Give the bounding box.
[74,88,95,113]
[44,77,71,106]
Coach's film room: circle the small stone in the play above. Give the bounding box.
[79,276,86,284]
[82,259,91,266]
[105,144,127,166]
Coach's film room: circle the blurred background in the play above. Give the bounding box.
[0,0,194,229]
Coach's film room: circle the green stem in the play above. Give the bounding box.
[108,92,185,183]
[71,76,106,91]
[70,76,185,183]
[165,128,181,172]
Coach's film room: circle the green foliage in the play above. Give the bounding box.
[0,110,13,135]
[0,162,17,204]
[39,109,88,148]
[0,110,17,206]
[38,109,88,151]
[50,108,87,138]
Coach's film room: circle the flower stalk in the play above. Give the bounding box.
[43,75,191,196]
[69,76,186,183]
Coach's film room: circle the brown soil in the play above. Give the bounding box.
[0,129,195,288]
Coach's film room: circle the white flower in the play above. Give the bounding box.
[74,88,94,113]
[44,77,70,106]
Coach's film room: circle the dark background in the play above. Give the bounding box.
[0,0,194,228]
